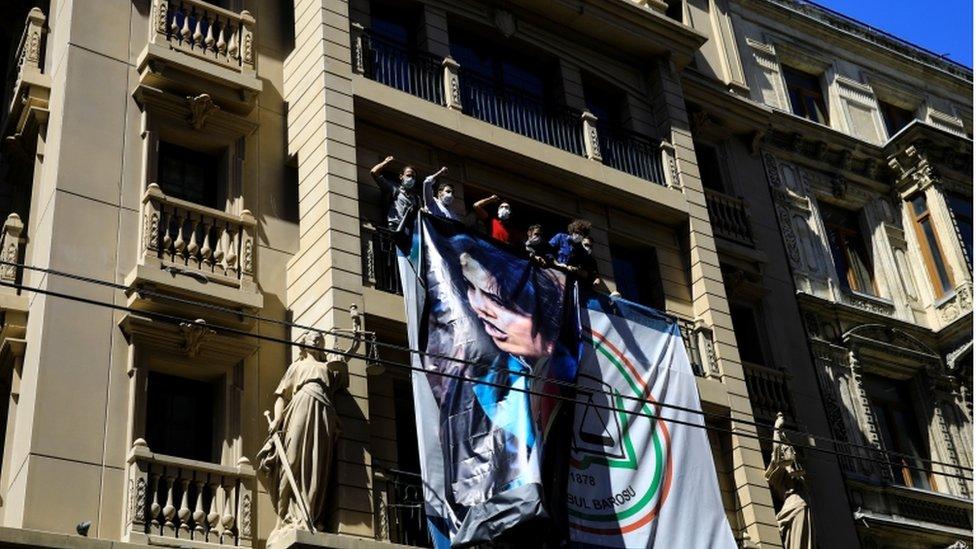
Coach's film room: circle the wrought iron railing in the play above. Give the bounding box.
[458,70,585,156]
[598,126,667,185]
[361,223,403,295]
[361,32,445,106]
[376,469,431,547]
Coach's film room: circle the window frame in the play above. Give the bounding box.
[908,193,955,298]
[782,65,829,125]
[820,203,878,296]
[945,192,973,273]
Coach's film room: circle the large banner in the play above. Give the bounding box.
[397,214,735,548]
[568,295,736,548]
[398,215,577,547]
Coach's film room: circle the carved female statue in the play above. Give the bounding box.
[765,412,815,549]
[257,329,351,544]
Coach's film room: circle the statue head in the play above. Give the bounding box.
[296,331,327,361]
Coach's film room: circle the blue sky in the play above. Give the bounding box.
[814,0,973,68]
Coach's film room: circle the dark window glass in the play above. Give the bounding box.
[665,0,684,22]
[782,66,828,125]
[694,142,725,192]
[610,242,665,310]
[145,372,217,462]
[946,193,973,270]
[879,100,915,138]
[820,203,876,295]
[583,76,625,128]
[449,31,550,100]
[157,141,221,210]
[392,378,420,473]
[909,194,954,296]
[729,303,766,366]
[864,375,936,491]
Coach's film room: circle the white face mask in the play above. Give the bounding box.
[440,192,454,206]
[571,233,584,243]
[401,176,415,189]
[582,243,593,253]
[497,206,511,220]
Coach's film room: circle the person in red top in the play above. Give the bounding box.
[473,194,523,245]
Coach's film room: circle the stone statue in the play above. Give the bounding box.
[764,412,815,549]
[258,309,364,545]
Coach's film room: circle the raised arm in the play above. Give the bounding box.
[473,194,500,221]
[371,155,396,190]
[423,166,449,209]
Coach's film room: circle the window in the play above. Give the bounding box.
[946,193,973,270]
[610,241,665,311]
[665,0,684,22]
[157,141,222,210]
[729,303,767,366]
[145,371,220,463]
[879,100,915,138]
[369,0,422,46]
[782,66,828,125]
[820,203,877,296]
[449,27,553,101]
[864,375,937,491]
[694,142,726,192]
[582,75,625,129]
[909,193,954,297]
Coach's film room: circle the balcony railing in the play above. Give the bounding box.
[362,33,444,106]
[375,468,432,547]
[704,189,755,247]
[141,184,256,288]
[125,439,255,547]
[676,317,718,377]
[351,28,674,187]
[361,223,403,296]
[741,361,793,421]
[149,0,255,76]
[0,214,24,292]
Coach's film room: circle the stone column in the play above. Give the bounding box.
[283,0,373,538]
[648,58,781,547]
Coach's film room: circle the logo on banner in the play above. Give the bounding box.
[567,328,673,536]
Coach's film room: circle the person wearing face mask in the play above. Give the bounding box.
[371,155,420,232]
[473,194,522,245]
[549,218,591,266]
[421,166,464,222]
[525,223,554,266]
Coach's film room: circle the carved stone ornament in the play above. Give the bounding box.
[830,174,847,199]
[765,413,815,549]
[179,318,216,358]
[186,93,220,130]
[493,9,517,38]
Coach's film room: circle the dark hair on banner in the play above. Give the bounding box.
[449,234,564,345]
[567,218,592,236]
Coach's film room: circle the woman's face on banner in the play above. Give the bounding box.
[460,253,551,359]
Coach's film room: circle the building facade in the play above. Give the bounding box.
[0,2,968,549]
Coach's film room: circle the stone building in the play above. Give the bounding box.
[0,2,967,549]
[678,0,973,547]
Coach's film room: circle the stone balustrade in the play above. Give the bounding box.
[125,439,254,547]
[704,188,756,247]
[142,183,255,288]
[741,361,794,422]
[149,0,255,76]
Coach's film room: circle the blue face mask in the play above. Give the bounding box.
[401,176,415,189]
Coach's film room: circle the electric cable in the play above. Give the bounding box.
[1,276,971,482]
[2,258,972,475]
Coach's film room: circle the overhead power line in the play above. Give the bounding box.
[1,259,971,475]
[0,272,971,483]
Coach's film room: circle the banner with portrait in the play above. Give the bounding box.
[397,214,577,547]
[567,294,736,548]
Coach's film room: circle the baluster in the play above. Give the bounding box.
[216,18,228,58]
[227,24,239,61]
[178,476,191,536]
[172,211,186,261]
[192,7,204,49]
[213,481,227,540]
[220,479,236,544]
[204,13,215,54]
[200,219,213,270]
[192,477,206,539]
[186,214,200,267]
[161,207,174,260]
[149,471,162,532]
[213,222,226,275]
[170,1,181,40]
[206,479,221,543]
[161,469,177,536]
[180,3,192,44]
[225,225,239,277]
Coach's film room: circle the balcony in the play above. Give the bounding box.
[3,8,49,140]
[125,438,255,547]
[352,28,674,187]
[126,184,263,316]
[361,222,403,296]
[704,189,755,247]
[374,468,432,547]
[676,317,718,377]
[741,361,794,422]
[138,0,262,111]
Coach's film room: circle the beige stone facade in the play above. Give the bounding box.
[0,1,968,549]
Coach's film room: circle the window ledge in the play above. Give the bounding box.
[839,289,896,315]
